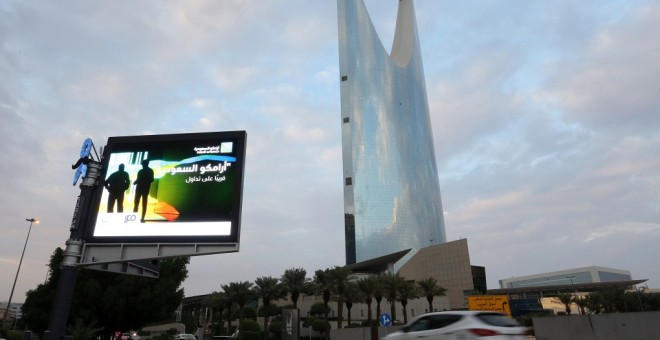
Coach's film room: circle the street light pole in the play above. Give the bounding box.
[566,275,575,285]
[566,275,577,294]
[637,287,645,312]
[3,218,38,326]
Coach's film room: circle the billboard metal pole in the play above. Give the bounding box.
[44,159,101,340]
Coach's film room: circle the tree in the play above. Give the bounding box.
[22,248,188,336]
[280,268,309,309]
[326,266,352,329]
[598,287,626,313]
[398,280,419,324]
[311,319,330,339]
[343,282,360,326]
[356,276,378,323]
[223,292,237,331]
[313,269,333,321]
[203,291,228,335]
[309,302,331,317]
[382,273,405,323]
[253,276,285,340]
[65,318,103,340]
[573,295,588,315]
[222,281,254,334]
[416,277,446,313]
[583,293,604,314]
[373,275,386,321]
[554,293,574,315]
[21,248,64,333]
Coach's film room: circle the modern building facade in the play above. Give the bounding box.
[499,266,633,289]
[337,0,446,269]
[399,239,478,310]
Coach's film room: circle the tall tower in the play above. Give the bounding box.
[338,0,446,270]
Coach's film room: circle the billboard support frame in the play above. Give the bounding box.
[45,160,102,340]
[45,131,247,340]
[80,242,239,265]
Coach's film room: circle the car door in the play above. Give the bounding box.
[398,315,458,339]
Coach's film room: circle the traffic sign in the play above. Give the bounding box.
[379,313,392,327]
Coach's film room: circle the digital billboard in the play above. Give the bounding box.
[85,131,246,244]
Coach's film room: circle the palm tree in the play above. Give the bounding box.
[357,275,378,323]
[254,276,286,340]
[382,272,405,322]
[573,295,588,315]
[327,266,352,329]
[222,291,236,331]
[203,291,228,335]
[583,293,604,314]
[222,281,254,333]
[416,277,446,313]
[313,269,333,321]
[343,282,360,326]
[554,293,574,315]
[373,274,385,321]
[281,268,309,309]
[398,280,419,324]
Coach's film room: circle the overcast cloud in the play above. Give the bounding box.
[1,0,659,303]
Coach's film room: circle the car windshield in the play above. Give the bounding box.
[476,313,521,327]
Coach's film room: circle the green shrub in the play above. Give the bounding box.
[360,319,379,327]
[268,321,281,334]
[240,318,261,333]
[239,331,261,340]
[311,319,330,334]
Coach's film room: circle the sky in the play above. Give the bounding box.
[2,0,659,304]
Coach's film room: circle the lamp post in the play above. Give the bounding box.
[637,287,645,312]
[3,218,38,326]
[566,275,575,285]
[566,275,577,294]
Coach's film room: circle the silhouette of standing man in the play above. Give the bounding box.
[105,163,130,213]
[133,159,154,222]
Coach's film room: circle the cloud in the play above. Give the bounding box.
[2,0,659,303]
[542,4,660,132]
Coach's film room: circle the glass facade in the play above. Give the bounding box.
[499,267,633,289]
[337,0,446,269]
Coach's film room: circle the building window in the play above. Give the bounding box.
[341,75,348,81]
[343,117,350,123]
[345,177,352,186]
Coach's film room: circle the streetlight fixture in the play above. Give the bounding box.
[3,218,39,326]
[566,275,575,285]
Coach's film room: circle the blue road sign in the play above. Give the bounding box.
[379,313,392,327]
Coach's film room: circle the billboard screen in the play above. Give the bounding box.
[85,131,246,244]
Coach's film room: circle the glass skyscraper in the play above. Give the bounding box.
[338,0,447,269]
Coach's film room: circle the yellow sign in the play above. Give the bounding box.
[467,295,511,316]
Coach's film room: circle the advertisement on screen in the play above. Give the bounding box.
[85,131,246,244]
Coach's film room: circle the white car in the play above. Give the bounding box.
[382,310,528,339]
